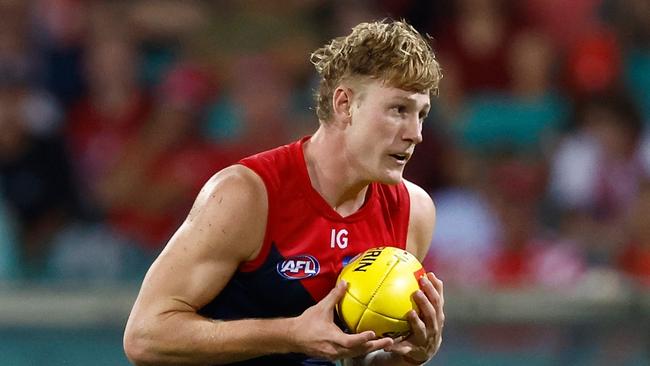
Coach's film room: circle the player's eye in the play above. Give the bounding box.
[419,108,430,121]
[392,105,407,115]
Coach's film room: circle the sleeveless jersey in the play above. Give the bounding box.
[198,136,411,365]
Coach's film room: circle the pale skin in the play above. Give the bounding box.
[123,78,445,365]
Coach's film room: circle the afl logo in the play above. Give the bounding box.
[277,255,320,280]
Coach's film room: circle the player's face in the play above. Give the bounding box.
[345,80,430,184]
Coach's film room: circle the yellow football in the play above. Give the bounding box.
[336,246,426,338]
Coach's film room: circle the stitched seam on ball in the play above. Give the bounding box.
[344,289,365,304]
[342,289,366,332]
[356,260,399,332]
[367,259,399,309]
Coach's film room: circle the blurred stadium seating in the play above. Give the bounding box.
[0,0,648,365]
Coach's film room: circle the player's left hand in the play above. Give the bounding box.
[385,272,444,364]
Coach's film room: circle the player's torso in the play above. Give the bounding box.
[251,189,408,309]
[198,138,410,365]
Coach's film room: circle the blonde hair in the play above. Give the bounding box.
[310,19,442,122]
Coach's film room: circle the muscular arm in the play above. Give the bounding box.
[124,165,392,365]
[123,165,297,365]
[352,180,444,366]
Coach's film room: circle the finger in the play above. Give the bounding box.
[425,273,445,328]
[321,280,347,308]
[384,340,414,355]
[338,331,391,348]
[363,337,394,354]
[336,331,379,351]
[412,295,443,358]
[413,288,436,333]
[409,305,432,343]
[419,275,441,311]
[342,336,394,360]
[427,272,444,307]
[338,330,377,347]
[383,335,406,352]
[414,288,444,355]
[419,275,443,329]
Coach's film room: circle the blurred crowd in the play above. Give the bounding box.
[0,0,648,291]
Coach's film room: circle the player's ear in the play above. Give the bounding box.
[332,85,353,125]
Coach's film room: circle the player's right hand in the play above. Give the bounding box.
[289,280,394,361]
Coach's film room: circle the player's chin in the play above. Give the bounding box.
[376,169,404,185]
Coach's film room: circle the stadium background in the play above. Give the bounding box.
[0,0,649,364]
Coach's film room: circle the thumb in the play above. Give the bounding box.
[321,280,347,308]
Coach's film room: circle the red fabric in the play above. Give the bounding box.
[618,242,650,286]
[157,63,218,112]
[490,247,531,286]
[238,137,411,301]
[566,29,622,94]
[435,15,523,94]
[523,0,602,49]
[66,93,151,192]
[108,142,238,249]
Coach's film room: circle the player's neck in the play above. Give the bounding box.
[305,128,370,217]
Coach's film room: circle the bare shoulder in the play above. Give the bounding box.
[130,164,269,313]
[192,164,266,212]
[403,180,435,214]
[182,164,268,262]
[403,179,436,261]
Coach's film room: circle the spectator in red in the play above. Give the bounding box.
[100,63,234,253]
[66,25,151,217]
[523,0,603,51]
[435,0,525,96]
[565,28,623,96]
[487,154,585,288]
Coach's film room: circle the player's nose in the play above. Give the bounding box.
[402,115,422,145]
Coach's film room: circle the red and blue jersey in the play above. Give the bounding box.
[199,137,411,365]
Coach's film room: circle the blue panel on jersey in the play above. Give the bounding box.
[198,243,333,366]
